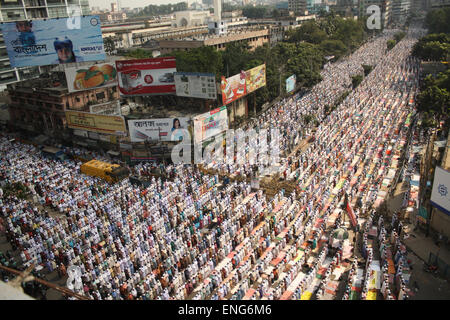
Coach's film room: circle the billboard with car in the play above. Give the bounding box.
[116,57,176,96]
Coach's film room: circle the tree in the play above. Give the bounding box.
[417,85,450,119]
[351,74,363,89]
[387,39,396,50]
[320,39,348,60]
[362,64,373,77]
[104,37,115,55]
[394,32,406,43]
[425,8,450,34]
[287,21,328,44]
[168,46,223,80]
[242,6,268,19]
[126,48,152,59]
[272,9,280,18]
[222,42,251,77]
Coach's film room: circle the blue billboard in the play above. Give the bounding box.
[1,16,105,68]
[286,74,296,93]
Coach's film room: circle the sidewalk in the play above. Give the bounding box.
[403,224,450,267]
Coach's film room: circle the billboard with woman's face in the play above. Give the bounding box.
[128,118,190,142]
[1,16,105,68]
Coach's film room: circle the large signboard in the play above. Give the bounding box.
[65,62,118,93]
[128,118,190,142]
[221,71,247,105]
[89,101,121,116]
[174,72,217,100]
[1,16,105,68]
[116,57,176,96]
[286,74,296,93]
[65,111,126,136]
[430,166,450,215]
[193,106,228,143]
[245,64,266,94]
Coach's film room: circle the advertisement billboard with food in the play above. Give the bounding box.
[65,63,117,92]
[245,64,266,94]
[221,71,247,105]
[116,57,176,96]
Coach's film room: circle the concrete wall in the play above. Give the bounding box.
[431,209,450,239]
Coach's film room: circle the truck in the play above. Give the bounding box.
[80,159,129,183]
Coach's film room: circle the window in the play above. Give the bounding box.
[96,92,105,100]
[76,97,80,102]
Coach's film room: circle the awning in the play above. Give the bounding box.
[33,135,49,144]
[75,141,88,147]
[107,150,120,156]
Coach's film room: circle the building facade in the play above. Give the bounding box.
[157,28,271,55]
[0,0,90,90]
[288,0,308,14]
[391,0,411,26]
[7,73,119,134]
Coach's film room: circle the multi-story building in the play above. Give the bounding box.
[0,0,91,91]
[391,0,410,26]
[430,0,450,8]
[7,71,120,134]
[156,27,271,55]
[288,0,308,14]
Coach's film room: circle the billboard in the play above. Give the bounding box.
[89,101,121,116]
[116,57,176,96]
[174,72,217,100]
[430,166,450,215]
[193,106,228,143]
[128,118,190,142]
[65,62,118,93]
[221,71,247,105]
[245,64,266,94]
[286,74,296,93]
[1,16,105,68]
[65,111,126,136]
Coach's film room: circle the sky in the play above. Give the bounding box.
[89,0,187,10]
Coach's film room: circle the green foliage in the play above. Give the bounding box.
[3,182,29,199]
[387,39,396,50]
[131,2,187,17]
[362,64,373,76]
[288,21,328,44]
[416,68,450,129]
[351,74,363,89]
[286,15,367,57]
[104,37,115,55]
[222,42,251,77]
[242,6,269,19]
[412,34,450,61]
[320,39,347,60]
[169,46,223,77]
[425,8,450,34]
[125,48,153,59]
[394,32,406,43]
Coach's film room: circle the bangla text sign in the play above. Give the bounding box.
[128,118,190,142]
[193,106,228,143]
[1,16,105,68]
[116,57,176,96]
[65,111,126,135]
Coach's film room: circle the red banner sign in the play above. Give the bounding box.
[116,57,176,96]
